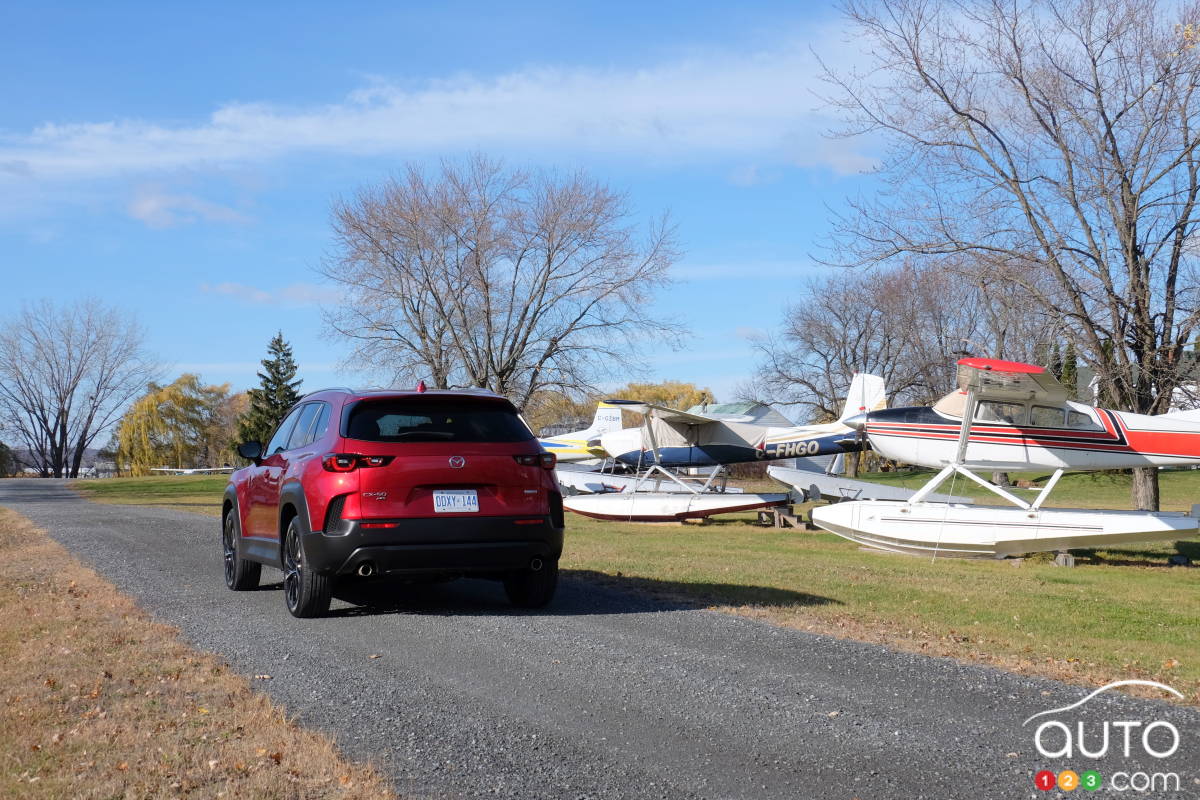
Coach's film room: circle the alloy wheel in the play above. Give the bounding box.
[283,525,302,612]
[222,515,237,584]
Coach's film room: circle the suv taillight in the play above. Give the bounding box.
[514,453,556,470]
[322,454,394,472]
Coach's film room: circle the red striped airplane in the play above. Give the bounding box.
[815,357,1200,559]
[848,357,1200,472]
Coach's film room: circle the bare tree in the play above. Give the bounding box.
[825,0,1200,509]
[0,299,158,478]
[323,156,681,408]
[749,262,985,420]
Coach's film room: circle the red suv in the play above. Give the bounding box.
[221,387,564,617]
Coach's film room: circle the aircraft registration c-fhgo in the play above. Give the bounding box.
[597,373,887,469]
[814,357,1200,558]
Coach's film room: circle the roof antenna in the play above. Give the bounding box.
[416,380,427,393]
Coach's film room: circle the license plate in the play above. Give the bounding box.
[433,489,479,513]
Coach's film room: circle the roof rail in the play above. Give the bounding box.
[299,387,353,399]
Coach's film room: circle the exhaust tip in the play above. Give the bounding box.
[356,561,376,577]
[529,557,544,572]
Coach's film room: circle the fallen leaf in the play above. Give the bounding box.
[368,654,381,660]
[1163,658,1180,670]
[116,761,128,771]
[207,759,219,770]
[270,751,282,765]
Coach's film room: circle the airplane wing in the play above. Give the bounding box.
[955,358,1067,403]
[602,399,716,426]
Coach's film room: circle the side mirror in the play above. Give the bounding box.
[237,441,263,462]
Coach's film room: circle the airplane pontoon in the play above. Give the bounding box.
[812,358,1200,558]
[561,375,885,522]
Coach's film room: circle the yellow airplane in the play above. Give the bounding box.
[537,402,624,462]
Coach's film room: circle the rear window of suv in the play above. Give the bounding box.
[345,399,535,443]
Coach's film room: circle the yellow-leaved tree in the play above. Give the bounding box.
[609,381,714,411]
[116,374,236,475]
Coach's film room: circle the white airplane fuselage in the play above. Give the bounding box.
[863,398,1200,471]
[600,422,861,469]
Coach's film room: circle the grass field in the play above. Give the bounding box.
[70,472,1200,703]
[75,474,229,515]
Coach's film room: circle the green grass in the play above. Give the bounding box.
[74,475,227,515]
[69,472,1200,702]
[562,513,1199,701]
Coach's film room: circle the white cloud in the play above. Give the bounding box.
[129,185,248,228]
[200,281,340,307]
[734,326,766,340]
[0,36,871,181]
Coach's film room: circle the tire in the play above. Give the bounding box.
[503,558,559,608]
[282,517,332,618]
[223,509,261,590]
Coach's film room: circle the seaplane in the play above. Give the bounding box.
[562,374,886,522]
[812,357,1200,558]
[597,373,887,469]
[536,401,624,463]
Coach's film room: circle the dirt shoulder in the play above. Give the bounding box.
[0,506,396,799]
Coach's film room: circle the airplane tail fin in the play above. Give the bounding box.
[588,402,624,435]
[838,373,887,423]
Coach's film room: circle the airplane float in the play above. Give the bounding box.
[812,357,1200,558]
[561,374,886,522]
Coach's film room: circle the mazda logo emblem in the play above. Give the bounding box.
[448,456,466,469]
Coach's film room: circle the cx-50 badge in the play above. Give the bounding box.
[448,456,466,469]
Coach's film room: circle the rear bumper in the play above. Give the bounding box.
[303,516,564,576]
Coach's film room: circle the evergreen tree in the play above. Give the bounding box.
[1050,342,1063,381]
[1061,342,1078,400]
[236,332,303,446]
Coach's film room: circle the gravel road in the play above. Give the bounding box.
[2,479,1196,799]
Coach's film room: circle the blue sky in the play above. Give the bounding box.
[0,1,878,404]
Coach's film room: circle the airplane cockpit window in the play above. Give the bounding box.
[1030,405,1065,427]
[975,401,1026,425]
[1066,409,1103,430]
